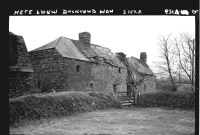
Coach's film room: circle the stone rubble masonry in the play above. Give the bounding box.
[13,35,33,68]
[9,72,33,98]
[9,32,155,98]
[9,33,34,98]
[140,52,147,63]
[29,48,127,94]
[29,48,66,92]
[143,75,156,93]
[92,64,127,93]
[115,51,156,95]
[79,32,91,44]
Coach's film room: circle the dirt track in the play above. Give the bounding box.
[10,107,195,135]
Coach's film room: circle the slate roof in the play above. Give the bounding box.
[30,36,125,68]
[30,37,89,61]
[9,32,34,72]
[127,56,155,83]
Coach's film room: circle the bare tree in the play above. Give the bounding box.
[156,35,178,91]
[174,33,195,92]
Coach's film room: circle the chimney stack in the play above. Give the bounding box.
[115,52,126,65]
[140,52,147,63]
[79,32,91,44]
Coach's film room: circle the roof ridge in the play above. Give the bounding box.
[66,38,110,51]
[60,36,75,41]
[29,36,61,52]
[55,36,62,47]
[91,44,111,51]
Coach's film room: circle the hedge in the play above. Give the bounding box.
[9,91,122,125]
[137,91,195,109]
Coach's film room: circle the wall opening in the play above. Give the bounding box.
[37,80,41,89]
[144,84,147,91]
[113,84,117,94]
[127,85,131,97]
[90,82,94,88]
[119,68,121,73]
[76,65,80,72]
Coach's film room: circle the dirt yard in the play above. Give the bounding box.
[10,107,195,135]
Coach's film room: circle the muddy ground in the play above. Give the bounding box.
[9,107,195,135]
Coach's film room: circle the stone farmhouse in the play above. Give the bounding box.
[9,32,34,98]
[9,31,156,99]
[29,32,127,94]
[116,52,156,103]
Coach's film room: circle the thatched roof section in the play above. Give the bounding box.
[127,57,155,84]
[72,40,125,68]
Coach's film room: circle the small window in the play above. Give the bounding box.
[144,84,147,91]
[127,85,131,97]
[37,80,41,89]
[119,68,121,73]
[89,81,94,89]
[113,84,117,94]
[90,82,93,88]
[76,65,80,72]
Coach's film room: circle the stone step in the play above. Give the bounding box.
[122,102,133,106]
[120,100,134,103]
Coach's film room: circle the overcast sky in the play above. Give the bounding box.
[9,16,195,72]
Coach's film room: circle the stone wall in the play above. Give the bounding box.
[91,64,127,93]
[9,33,18,66]
[135,75,156,94]
[62,58,92,92]
[29,48,127,94]
[132,75,156,104]
[29,48,66,92]
[143,75,156,93]
[9,71,33,98]
[29,48,92,92]
[9,33,32,68]
[9,32,34,98]
[15,36,32,68]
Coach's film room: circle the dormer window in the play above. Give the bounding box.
[76,65,80,72]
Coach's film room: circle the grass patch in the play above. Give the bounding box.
[137,91,195,110]
[9,91,122,125]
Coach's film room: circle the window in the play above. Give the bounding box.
[76,65,80,72]
[127,85,131,97]
[89,81,94,89]
[37,80,41,89]
[90,82,93,88]
[119,68,121,73]
[113,84,117,94]
[144,84,147,91]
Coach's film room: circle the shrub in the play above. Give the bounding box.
[137,91,195,110]
[177,84,194,93]
[87,91,121,109]
[156,82,178,92]
[9,91,122,125]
